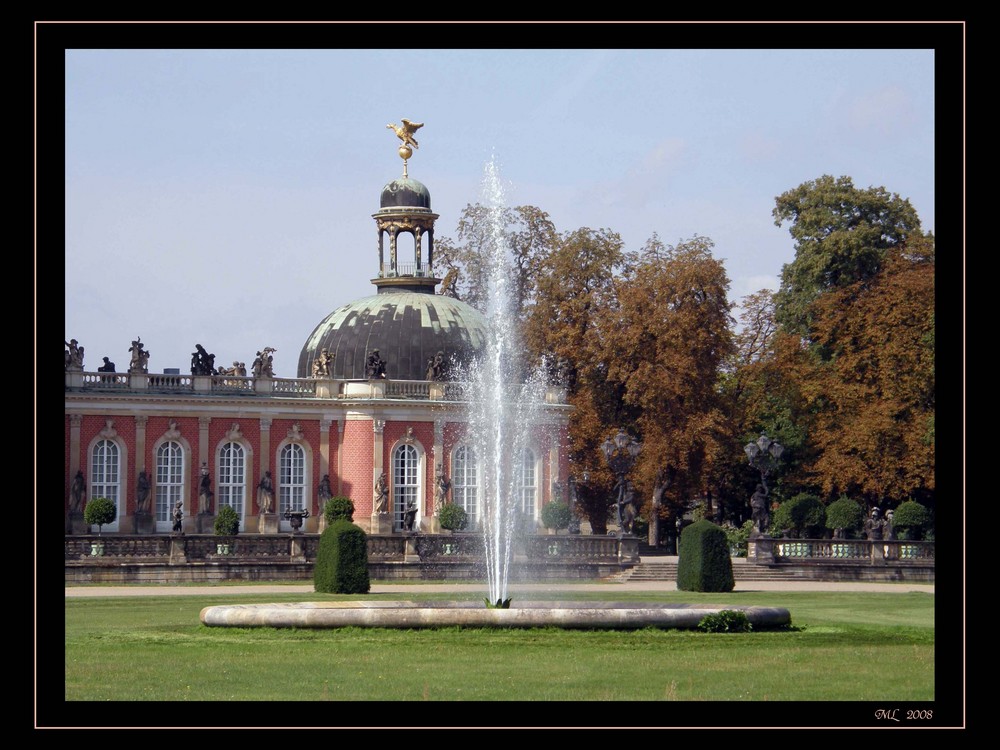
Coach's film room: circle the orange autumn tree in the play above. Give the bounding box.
[597,235,735,543]
[798,237,935,509]
[524,227,631,533]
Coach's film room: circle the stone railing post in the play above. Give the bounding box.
[168,536,188,565]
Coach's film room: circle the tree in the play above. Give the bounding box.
[83,496,117,535]
[796,237,935,509]
[597,236,735,543]
[540,500,571,532]
[524,227,631,532]
[717,289,813,522]
[772,175,923,338]
[435,204,556,321]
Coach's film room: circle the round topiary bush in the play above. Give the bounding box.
[892,500,931,540]
[83,496,117,534]
[540,500,571,532]
[771,493,826,538]
[676,520,735,593]
[825,496,864,538]
[214,504,240,535]
[314,519,370,594]
[323,496,355,524]
[438,502,468,532]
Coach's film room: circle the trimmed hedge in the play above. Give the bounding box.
[676,520,734,593]
[313,519,370,594]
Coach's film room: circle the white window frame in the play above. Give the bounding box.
[155,441,184,532]
[90,439,121,532]
[217,441,246,528]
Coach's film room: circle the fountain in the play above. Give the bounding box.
[464,156,548,607]
[200,134,790,631]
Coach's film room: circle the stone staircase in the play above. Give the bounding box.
[608,544,803,583]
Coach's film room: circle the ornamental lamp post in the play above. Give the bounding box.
[745,433,784,537]
[744,432,784,494]
[601,429,641,537]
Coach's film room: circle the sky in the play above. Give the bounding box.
[60,31,943,377]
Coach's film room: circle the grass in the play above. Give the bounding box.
[60,588,935,708]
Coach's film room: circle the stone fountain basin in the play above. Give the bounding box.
[200,601,790,629]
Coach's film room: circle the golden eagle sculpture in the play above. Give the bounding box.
[387,118,423,149]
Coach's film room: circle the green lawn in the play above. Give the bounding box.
[62,589,934,707]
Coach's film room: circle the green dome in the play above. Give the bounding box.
[379,177,431,210]
[298,291,487,381]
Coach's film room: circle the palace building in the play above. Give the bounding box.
[64,132,571,538]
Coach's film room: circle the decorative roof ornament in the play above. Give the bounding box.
[387,118,423,178]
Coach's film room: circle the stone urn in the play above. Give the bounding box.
[283,508,310,533]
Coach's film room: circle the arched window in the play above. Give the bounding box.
[155,441,184,531]
[452,445,478,527]
[393,443,420,531]
[217,442,246,524]
[90,439,120,531]
[279,443,306,517]
[518,447,538,521]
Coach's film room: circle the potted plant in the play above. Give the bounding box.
[540,500,571,534]
[83,496,116,535]
[83,496,116,554]
[214,504,240,554]
[438,502,468,533]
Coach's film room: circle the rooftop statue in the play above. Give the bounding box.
[387,118,423,150]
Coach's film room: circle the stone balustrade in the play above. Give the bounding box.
[65,532,638,564]
[67,371,569,404]
[751,537,934,565]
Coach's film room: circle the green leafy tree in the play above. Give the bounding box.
[772,175,923,339]
[825,496,864,538]
[892,500,932,540]
[717,289,812,522]
[540,500,571,531]
[771,493,826,538]
[83,496,117,535]
[435,204,556,321]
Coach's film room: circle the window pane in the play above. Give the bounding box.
[90,440,120,525]
[279,444,305,514]
[156,441,184,524]
[393,444,419,531]
[520,448,536,520]
[218,442,245,521]
[452,445,478,526]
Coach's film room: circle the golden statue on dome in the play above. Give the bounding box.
[387,118,423,178]
[387,118,423,149]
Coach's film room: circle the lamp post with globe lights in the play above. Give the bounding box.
[601,429,641,538]
[744,433,784,536]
